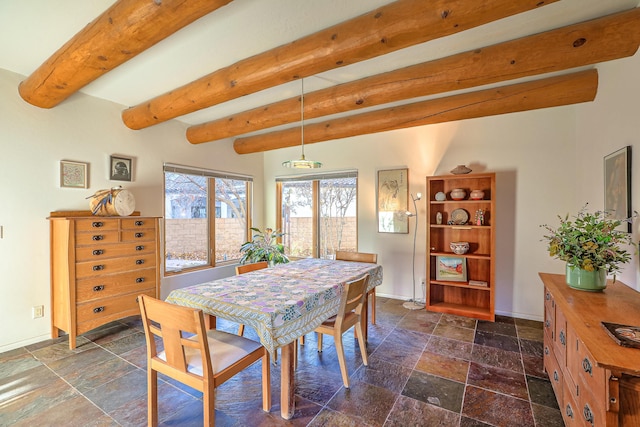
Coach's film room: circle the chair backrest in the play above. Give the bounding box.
[335,250,377,264]
[235,261,269,275]
[336,274,370,328]
[138,295,211,388]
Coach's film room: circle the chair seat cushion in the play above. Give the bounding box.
[158,330,262,376]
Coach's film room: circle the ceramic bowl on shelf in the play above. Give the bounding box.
[450,188,466,200]
[435,191,446,201]
[450,241,470,255]
[470,189,485,200]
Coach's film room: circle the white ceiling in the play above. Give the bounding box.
[1,0,639,131]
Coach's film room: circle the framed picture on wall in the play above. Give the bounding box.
[60,160,88,188]
[604,146,631,232]
[435,256,467,282]
[110,155,132,182]
[377,168,409,233]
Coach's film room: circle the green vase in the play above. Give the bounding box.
[565,264,607,292]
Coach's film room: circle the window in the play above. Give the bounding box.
[277,171,357,259]
[164,164,252,274]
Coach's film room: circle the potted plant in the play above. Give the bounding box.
[239,227,290,266]
[541,204,634,291]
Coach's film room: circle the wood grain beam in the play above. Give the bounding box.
[18,0,233,108]
[122,0,557,130]
[233,70,598,154]
[189,8,640,144]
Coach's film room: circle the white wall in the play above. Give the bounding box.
[3,49,640,352]
[0,68,264,352]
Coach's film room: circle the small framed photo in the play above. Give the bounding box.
[604,146,631,232]
[60,160,88,189]
[110,155,132,181]
[435,256,467,282]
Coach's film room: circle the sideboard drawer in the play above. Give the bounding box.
[562,375,580,427]
[75,241,154,262]
[121,229,156,242]
[74,219,119,232]
[76,288,155,335]
[75,230,120,246]
[553,303,568,366]
[567,323,607,402]
[121,218,155,230]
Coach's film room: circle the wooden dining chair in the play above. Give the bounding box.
[235,261,269,336]
[315,274,370,388]
[138,295,271,427]
[335,250,378,325]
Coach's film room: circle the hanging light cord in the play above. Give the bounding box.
[300,78,305,158]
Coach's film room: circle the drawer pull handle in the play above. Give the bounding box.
[136,259,144,265]
[92,265,104,271]
[559,331,566,346]
[544,346,549,355]
[92,235,103,241]
[92,222,104,228]
[135,221,144,226]
[583,404,594,425]
[582,358,592,375]
[93,306,105,314]
[545,292,550,300]
[136,245,144,251]
[553,370,559,382]
[545,320,550,328]
[93,285,104,292]
[135,232,143,238]
[565,404,574,419]
[136,277,145,283]
[92,249,104,256]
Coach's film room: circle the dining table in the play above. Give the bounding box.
[165,257,383,419]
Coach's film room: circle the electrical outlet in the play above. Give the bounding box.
[420,278,426,286]
[32,305,44,319]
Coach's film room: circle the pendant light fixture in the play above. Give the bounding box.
[282,78,322,168]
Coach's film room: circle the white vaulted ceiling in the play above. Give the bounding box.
[1,0,639,144]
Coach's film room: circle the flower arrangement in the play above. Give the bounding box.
[540,204,633,275]
[239,227,290,265]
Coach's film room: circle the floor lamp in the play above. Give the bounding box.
[403,192,423,310]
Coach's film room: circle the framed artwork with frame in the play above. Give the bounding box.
[377,168,409,233]
[110,155,132,182]
[60,160,88,189]
[435,256,468,282]
[604,146,631,232]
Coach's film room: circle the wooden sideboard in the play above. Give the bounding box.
[540,273,640,426]
[49,212,160,349]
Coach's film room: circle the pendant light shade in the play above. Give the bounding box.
[283,78,322,168]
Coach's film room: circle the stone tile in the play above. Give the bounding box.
[467,362,528,400]
[473,330,520,353]
[327,380,397,426]
[397,313,438,334]
[471,343,523,373]
[531,403,564,427]
[425,335,474,361]
[519,338,544,358]
[369,329,429,367]
[459,416,493,427]
[402,371,465,413]
[308,408,365,427]
[526,375,559,409]
[99,331,147,356]
[515,318,543,330]
[29,337,97,364]
[476,319,517,337]
[432,323,475,343]
[351,356,413,393]
[522,353,546,379]
[462,386,535,427]
[516,324,544,342]
[385,394,460,426]
[0,349,42,378]
[83,369,148,414]
[439,314,477,329]
[415,350,469,383]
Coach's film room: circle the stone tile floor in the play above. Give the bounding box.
[0,297,563,426]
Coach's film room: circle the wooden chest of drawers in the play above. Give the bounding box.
[541,273,640,426]
[49,212,160,349]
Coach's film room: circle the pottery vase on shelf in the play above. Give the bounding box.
[470,190,484,200]
[450,188,466,200]
[450,165,472,175]
[565,264,607,292]
[450,241,470,255]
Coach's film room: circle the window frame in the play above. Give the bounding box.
[163,163,253,276]
[276,170,358,260]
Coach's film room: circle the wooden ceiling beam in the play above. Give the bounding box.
[18,0,233,109]
[188,8,640,144]
[233,70,598,154]
[122,0,557,130]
